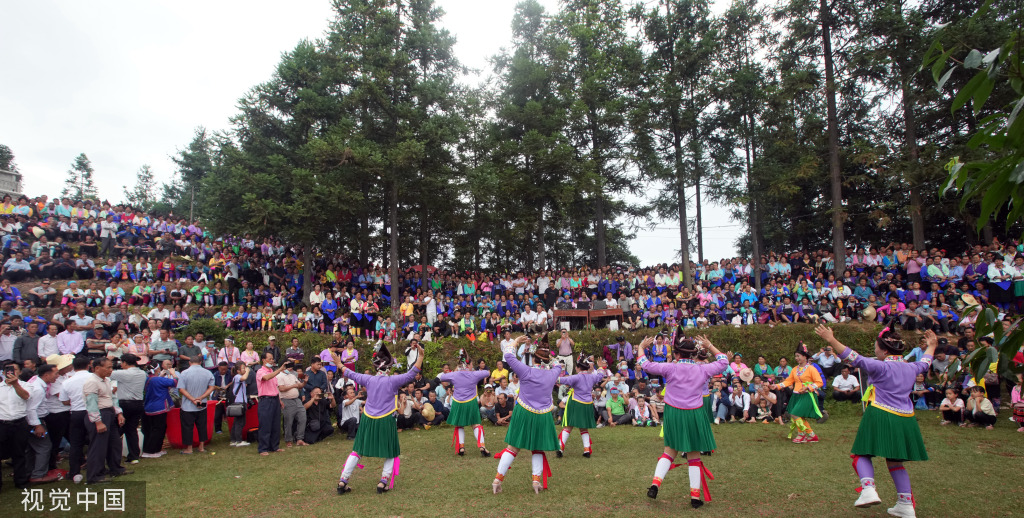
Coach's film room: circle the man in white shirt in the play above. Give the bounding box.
[338,385,363,440]
[0,322,16,361]
[727,385,752,422]
[519,308,537,331]
[533,304,548,333]
[831,366,861,402]
[37,323,60,358]
[0,362,32,489]
[59,357,93,482]
[99,215,118,257]
[25,364,59,482]
[42,354,74,475]
[147,302,170,325]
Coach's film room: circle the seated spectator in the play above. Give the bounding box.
[478,384,497,424]
[632,396,658,427]
[397,392,421,431]
[939,388,965,426]
[910,373,938,409]
[965,386,997,429]
[338,385,362,439]
[301,387,335,445]
[494,393,513,426]
[605,387,630,426]
[727,385,752,423]
[419,391,446,429]
[831,366,861,402]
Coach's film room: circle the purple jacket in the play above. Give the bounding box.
[640,355,727,409]
[343,366,420,417]
[438,370,490,402]
[504,351,562,413]
[839,348,930,415]
[558,371,606,404]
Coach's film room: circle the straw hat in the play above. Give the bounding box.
[738,367,754,383]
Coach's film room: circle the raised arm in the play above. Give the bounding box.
[502,335,533,378]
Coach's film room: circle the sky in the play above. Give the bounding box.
[0,0,742,265]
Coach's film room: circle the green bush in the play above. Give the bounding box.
[170,320,882,378]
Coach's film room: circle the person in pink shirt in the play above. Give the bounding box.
[637,334,727,508]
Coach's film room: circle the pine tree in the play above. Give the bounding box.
[62,153,98,200]
[0,144,18,173]
[123,165,157,210]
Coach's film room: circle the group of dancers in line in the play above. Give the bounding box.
[327,323,939,518]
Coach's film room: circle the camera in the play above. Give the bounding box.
[3,365,15,378]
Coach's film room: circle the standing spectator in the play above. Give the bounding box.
[13,321,40,363]
[110,354,146,464]
[42,353,73,474]
[141,362,177,458]
[149,328,177,365]
[82,357,130,483]
[37,323,59,358]
[555,329,575,374]
[99,215,118,257]
[228,363,251,447]
[217,337,241,367]
[256,352,287,455]
[177,335,203,372]
[264,336,281,365]
[278,360,308,447]
[177,355,215,454]
[25,363,59,483]
[211,362,232,434]
[831,366,861,402]
[59,356,91,482]
[0,360,31,492]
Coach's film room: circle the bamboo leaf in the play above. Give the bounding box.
[936,68,954,92]
[964,49,983,69]
[952,72,986,113]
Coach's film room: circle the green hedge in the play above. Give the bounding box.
[174,320,882,378]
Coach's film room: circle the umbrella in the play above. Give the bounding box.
[406,265,438,273]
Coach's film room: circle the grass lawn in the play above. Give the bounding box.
[3,402,1022,517]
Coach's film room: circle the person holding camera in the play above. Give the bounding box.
[0,360,31,492]
[228,363,251,447]
[301,387,334,445]
[278,359,308,448]
[177,354,215,455]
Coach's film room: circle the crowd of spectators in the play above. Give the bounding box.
[2,193,1024,492]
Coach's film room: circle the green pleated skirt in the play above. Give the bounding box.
[446,397,482,427]
[563,398,597,429]
[851,405,928,462]
[663,405,717,453]
[505,404,559,451]
[787,391,822,419]
[352,411,400,459]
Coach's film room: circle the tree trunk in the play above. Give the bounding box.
[594,193,607,267]
[695,171,704,264]
[745,119,762,291]
[389,180,400,317]
[302,243,313,305]
[420,205,430,297]
[537,205,546,271]
[473,199,481,270]
[902,74,925,250]
[673,125,692,288]
[821,0,846,276]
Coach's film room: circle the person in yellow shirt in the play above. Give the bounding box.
[772,342,823,444]
[490,360,509,382]
[400,297,415,319]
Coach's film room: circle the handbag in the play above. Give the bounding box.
[225,380,246,418]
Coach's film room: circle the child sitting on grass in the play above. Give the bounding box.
[965,386,997,429]
[755,398,773,423]
[939,388,964,426]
